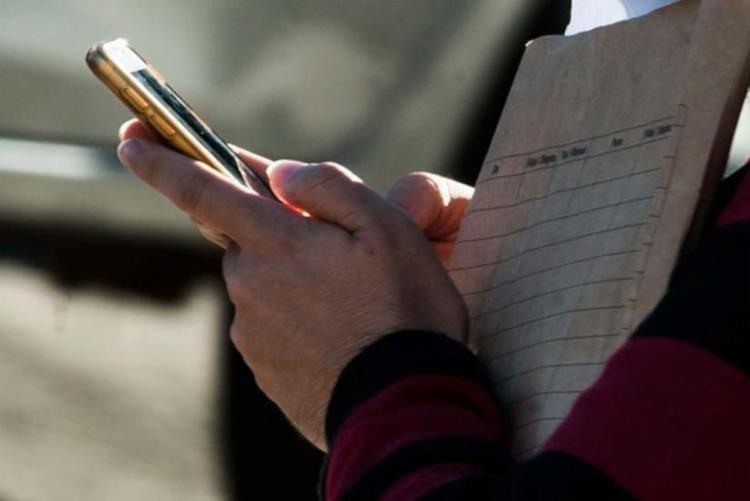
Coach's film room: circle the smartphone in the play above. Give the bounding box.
[86,38,274,199]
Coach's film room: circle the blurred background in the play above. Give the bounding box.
[0,1,748,499]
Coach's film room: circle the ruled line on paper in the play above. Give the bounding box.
[477,117,680,184]
[478,135,672,183]
[454,104,685,456]
[458,221,647,260]
[462,249,640,296]
[440,0,734,456]
[460,194,654,245]
[487,331,623,360]
[516,444,546,460]
[487,361,605,384]
[464,166,663,217]
[476,277,633,319]
[513,416,569,433]
[481,115,677,165]
[507,389,586,407]
[479,305,629,339]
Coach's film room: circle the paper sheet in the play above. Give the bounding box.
[448,0,750,456]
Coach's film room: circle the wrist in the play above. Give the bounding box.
[325,330,489,447]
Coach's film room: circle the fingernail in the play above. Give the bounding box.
[117,138,144,165]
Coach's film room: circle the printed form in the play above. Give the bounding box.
[448,0,750,456]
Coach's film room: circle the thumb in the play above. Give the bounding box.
[387,172,474,238]
[267,160,385,232]
[387,173,444,232]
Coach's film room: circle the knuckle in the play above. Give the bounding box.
[228,318,244,346]
[228,318,258,367]
[399,171,440,194]
[285,161,364,201]
[318,161,342,170]
[283,164,345,214]
[405,170,434,184]
[222,248,260,306]
[222,255,247,301]
[388,172,442,222]
[394,177,456,238]
[252,369,277,399]
[221,251,233,277]
[320,161,357,180]
[294,164,341,194]
[224,272,249,305]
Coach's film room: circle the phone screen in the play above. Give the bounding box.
[130,69,247,186]
[97,39,272,195]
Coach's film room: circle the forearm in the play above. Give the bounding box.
[324,174,750,500]
[323,331,510,500]
[322,331,634,500]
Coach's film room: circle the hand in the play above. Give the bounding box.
[118,119,274,247]
[387,172,474,266]
[116,125,468,450]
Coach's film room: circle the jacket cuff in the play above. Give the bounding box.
[325,330,490,446]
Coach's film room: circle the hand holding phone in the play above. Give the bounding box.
[86,38,275,246]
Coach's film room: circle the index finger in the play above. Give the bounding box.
[120,119,275,193]
[117,138,300,248]
[119,118,162,144]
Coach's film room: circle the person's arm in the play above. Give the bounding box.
[116,116,749,499]
[324,168,750,500]
[116,120,470,450]
[323,331,511,500]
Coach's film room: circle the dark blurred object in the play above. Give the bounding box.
[0,220,219,302]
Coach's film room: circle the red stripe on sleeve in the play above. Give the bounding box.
[326,374,503,500]
[545,338,750,501]
[382,463,477,501]
[717,168,750,227]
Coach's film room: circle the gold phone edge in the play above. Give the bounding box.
[85,42,242,185]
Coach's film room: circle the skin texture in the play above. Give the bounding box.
[117,119,469,450]
[387,172,474,267]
